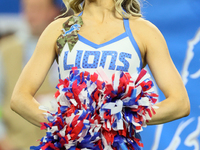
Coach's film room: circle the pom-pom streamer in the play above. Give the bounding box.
[30,68,158,150]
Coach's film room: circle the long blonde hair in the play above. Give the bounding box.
[62,0,142,18]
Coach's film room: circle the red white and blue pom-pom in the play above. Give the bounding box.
[30,67,158,150]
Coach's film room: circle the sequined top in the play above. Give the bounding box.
[57,13,142,80]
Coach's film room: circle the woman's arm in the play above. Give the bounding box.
[10,18,66,127]
[130,18,190,125]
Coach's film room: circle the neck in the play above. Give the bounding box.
[83,0,119,23]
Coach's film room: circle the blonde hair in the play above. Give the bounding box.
[62,0,142,18]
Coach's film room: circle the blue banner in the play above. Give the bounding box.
[141,0,200,150]
[0,0,20,13]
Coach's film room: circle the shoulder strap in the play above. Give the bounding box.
[123,18,142,69]
[56,15,83,55]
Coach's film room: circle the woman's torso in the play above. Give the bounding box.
[57,13,144,80]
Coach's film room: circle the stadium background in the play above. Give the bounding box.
[0,0,199,149]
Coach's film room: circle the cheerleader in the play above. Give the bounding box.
[11,0,190,149]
